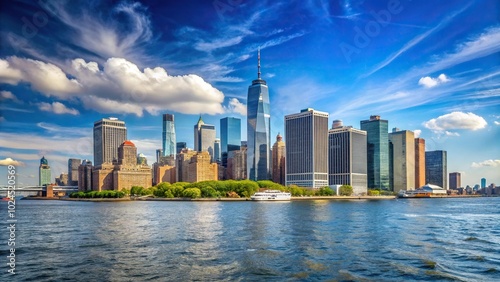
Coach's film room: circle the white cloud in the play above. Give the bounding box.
[7,57,81,98]
[0,59,23,84]
[494,121,500,125]
[414,129,422,138]
[471,159,500,168]
[2,56,226,116]
[424,112,487,133]
[194,36,243,52]
[0,157,25,166]
[418,73,450,88]
[445,131,460,137]
[38,102,79,115]
[225,98,247,116]
[0,90,17,101]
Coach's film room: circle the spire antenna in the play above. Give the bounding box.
[257,47,261,79]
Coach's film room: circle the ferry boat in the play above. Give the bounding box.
[250,190,291,201]
[397,190,432,198]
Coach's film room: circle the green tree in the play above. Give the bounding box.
[368,189,380,196]
[317,186,334,196]
[200,186,218,198]
[182,188,201,198]
[339,185,353,196]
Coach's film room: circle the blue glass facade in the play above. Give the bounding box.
[162,114,176,158]
[221,117,241,166]
[247,51,271,180]
[425,150,447,189]
[360,116,390,190]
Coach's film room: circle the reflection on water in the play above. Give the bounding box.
[0,198,498,281]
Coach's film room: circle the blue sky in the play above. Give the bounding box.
[0,0,499,187]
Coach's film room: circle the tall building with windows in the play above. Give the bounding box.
[247,49,271,181]
[328,121,367,195]
[93,117,127,167]
[272,133,286,185]
[360,115,389,190]
[425,150,447,189]
[449,172,461,189]
[194,116,216,162]
[214,138,221,163]
[162,114,176,158]
[68,158,81,186]
[78,160,93,192]
[220,117,241,167]
[481,178,486,188]
[414,138,426,188]
[285,108,329,188]
[389,129,415,193]
[39,156,51,186]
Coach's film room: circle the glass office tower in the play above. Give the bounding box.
[220,117,241,167]
[247,49,271,180]
[360,115,390,190]
[162,114,176,158]
[425,150,447,189]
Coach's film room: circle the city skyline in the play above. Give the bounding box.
[0,0,499,186]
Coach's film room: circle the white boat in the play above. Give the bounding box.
[250,190,291,201]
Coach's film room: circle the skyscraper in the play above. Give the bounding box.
[481,178,486,188]
[449,172,461,189]
[247,49,271,181]
[162,114,176,158]
[220,117,241,167]
[194,116,216,162]
[285,108,329,188]
[214,138,221,163]
[328,121,368,195]
[425,150,447,189]
[272,133,286,185]
[78,160,93,192]
[389,129,415,193]
[39,156,51,186]
[360,115,390,190]
[93,117,127,167]
[68,158,81,186]
[414,138,426,188]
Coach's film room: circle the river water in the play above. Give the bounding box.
[1,197,499,281]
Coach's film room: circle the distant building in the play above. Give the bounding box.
[194,116,216,162]
[137,153,148,166]
[227,147,247,180]
[285,108,329,188]
[176,142,187,154]
[425,150,447,189]
[67,158,81,186]
[220,117,241,167]
[93,117,127,167]
[389,129,415,193]
[214,138,221,163]
[162,114,176,158]
[247,49,271,181]
[92,141,152,191]
[481,178,486,188]
[39,156,51,187]
[414,138,425,188]
[360,115,390,190]
[328,121,368,195]
[177,149,218,182]
[156,149,163,163]
[272,133,286,185]
[449,172,461,190]
[55,173,68,186]
[153,163,176,185]
[78,160,93,192]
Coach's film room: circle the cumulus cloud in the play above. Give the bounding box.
[1,56,227,116]
[471,159,500,168]
[418,73,450,88]
[424,112,487,134]
[225,98,247,116]
[495,121,500,125]
[0,157,25,166]
[0,59,23,84]
[7,57,81,98]
[38,102,79,115]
